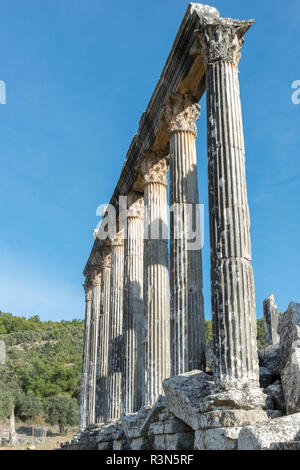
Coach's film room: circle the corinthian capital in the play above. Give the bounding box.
[164,93,200,136]
[140,150,169,187]
[83,282,92,301]
[103,247,111,268]
[111,230,124,247]
[90,264,101,286]
[190,19,254,69]
[127,192,144,219]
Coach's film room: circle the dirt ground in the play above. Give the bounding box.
[0,421,77,450]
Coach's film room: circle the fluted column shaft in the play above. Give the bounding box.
[165,93,206,375]
[87,266,101,424]
[107,232,124,421]
[200,20,259,390]
[141,152,170,406]
[95,248,111,423]
[123,193,144,414]
[79,283,92,431]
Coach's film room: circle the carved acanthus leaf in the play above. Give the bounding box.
[111,231,124,247]
[141,151,169,187]
[164,93,200,136]
[190,20,254,69]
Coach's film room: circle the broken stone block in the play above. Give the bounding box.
[195,427,242,450]
[238,412,300,450]
[281,340,300,414]
[96,421,124,450]
[148,409,194,450]
[163,370,268,430]
[121,406,151,440]
[194,409,268,431]
[130,437,151,450]
[139,395,167,436]
[113,437,130,450]
[279,302,300,370]
[163,370,214,429]
[264,381,286,412]
[151,431,194,451]
[263,294,280,346]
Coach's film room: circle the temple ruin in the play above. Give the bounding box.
[62,3,300,451]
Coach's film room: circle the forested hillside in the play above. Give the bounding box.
[0,311,84,432]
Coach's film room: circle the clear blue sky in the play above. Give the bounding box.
[0,0,299,321]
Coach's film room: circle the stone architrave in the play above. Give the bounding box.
[192,18,260,392]
[79,281,92,431]
[164,92,206,376]
[95,246,111,424]
[263,294,280,346]
[123,192,144,414]
[107,231,125,421]
[141,151,170,406]
[88,264,101,425]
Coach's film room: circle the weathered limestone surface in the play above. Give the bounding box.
[123,192,144,414]
[281,340,300,414]
[194,18,259,391]
[163,370,214,430]
[87,265,101,425]
[279,302,300,369]
[195,427,242,450]
[278,303,300,414]
[141,152,170,406]
[238,413,300,450]
[107,232,124,421]
[121,406,152,450]
[165,92,206,376]
[96,421,126,450]
[95,247,111,424]
[163,370,268,431]
[263,294,280,346]
[79,283,92,430]
[142,397,194,450]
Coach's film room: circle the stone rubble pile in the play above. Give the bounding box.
[61,301,300,451]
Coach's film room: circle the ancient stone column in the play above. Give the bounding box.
[87,265,101,425]
[165,93,206,375]
[95,246,111,423]
[79,281,92,431]
[263,294,280,346]
[194,19,259,391]
[141,151,170,406]
[107,231,124,421]
[123,192,144,414]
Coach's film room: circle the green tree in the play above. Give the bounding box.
[257,318,266,350]
[0,365,21,445]
[16,391,43,420]
[205,320,212,344]
[45,395,78,433]
[0,389,14,421]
